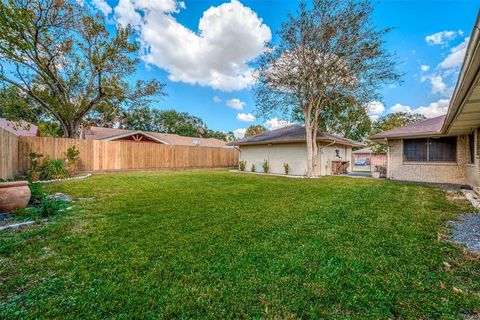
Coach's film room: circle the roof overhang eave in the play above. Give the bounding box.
[441,11,480,134]
[369,131,446,141]
[229,138,363,148]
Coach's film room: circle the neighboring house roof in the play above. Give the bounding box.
[82,126,227,148]
[370,115,445,140]
[0,118,39,137]
[352,147,373,154]
[227,125,363,147]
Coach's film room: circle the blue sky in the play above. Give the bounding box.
[90,0,480,137]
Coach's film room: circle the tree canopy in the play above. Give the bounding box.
[369,112,427,153]
[254,0,401,177]
[245,125,267,137]
[0,0,165,137]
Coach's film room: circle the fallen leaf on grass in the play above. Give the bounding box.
[452,286,463,294]
[440,281,446,289]
[443,261,452,271]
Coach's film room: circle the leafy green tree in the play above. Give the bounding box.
[245,125,267,137]
[293,94,372,141]
[123,107,232,141]
[203,130,235,142]
[254,0,400,177]
[0,0,165,138]
[369,112,426,153]
[0,85,63,137]
[371,112,426,134]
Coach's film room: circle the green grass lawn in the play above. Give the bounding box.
[1,170,479,319]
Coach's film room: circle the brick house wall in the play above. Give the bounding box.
[387,136,468,184]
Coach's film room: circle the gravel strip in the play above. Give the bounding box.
[449,214,480,253]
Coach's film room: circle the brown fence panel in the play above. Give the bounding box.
[0,127,19,179]
[18,136,238,173]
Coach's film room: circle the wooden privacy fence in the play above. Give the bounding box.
[0,127,19,179]
[17,136,238,173]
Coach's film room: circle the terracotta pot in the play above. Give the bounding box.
[0,181,31,212]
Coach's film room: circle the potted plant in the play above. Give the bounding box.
[0,181,31,212]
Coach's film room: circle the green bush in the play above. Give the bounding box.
[27,183,69,218]
[262,159,269,173]
[28,183,44,205]
[65,146,80,176]
[29,152,43,169]
[35,194,68,218]
[42,158,69,180]
[239,160,246,171]
[251,164,256,172]
[283,163,289,175]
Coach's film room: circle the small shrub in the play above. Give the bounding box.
[262,159,269,173]
[27,152,43,181]
[65,146,80,176]
[251,164,256,172]
[35,194,68,218]
[28,183,44,205]
[239,160,246,171]
[29,152,43,169]
[42,158,69,180]
[26,183,68,218]
[283,163,289,175]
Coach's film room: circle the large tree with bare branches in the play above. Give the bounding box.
[0,0,165,138]
[254,0,401,177]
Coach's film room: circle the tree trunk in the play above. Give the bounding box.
[63,120,81,138]
[305,123,319,177]
[312,126,319,176]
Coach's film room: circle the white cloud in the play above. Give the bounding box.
[114,0,142,26]
[212,96,222,103]
[264,118,293,130]
[366,101,385,121]
[233,128,246,138]
[425,30,463,46]
[237,113,256,122]
[439,37,469,69]
[415,99,450,118]
[115,0,271,91]
[421,75,449,96]
[388,99,450,118]
[92,0,112,16]
[420,65,430,72]
[390,103,412,113]
[226,98,245,110]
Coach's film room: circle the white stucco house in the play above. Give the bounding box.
[228,125,363,176]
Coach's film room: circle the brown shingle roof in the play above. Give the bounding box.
[227,125,363,147]
[0,118,39,136]
[369,115,445,140]
[83,127,227,148]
